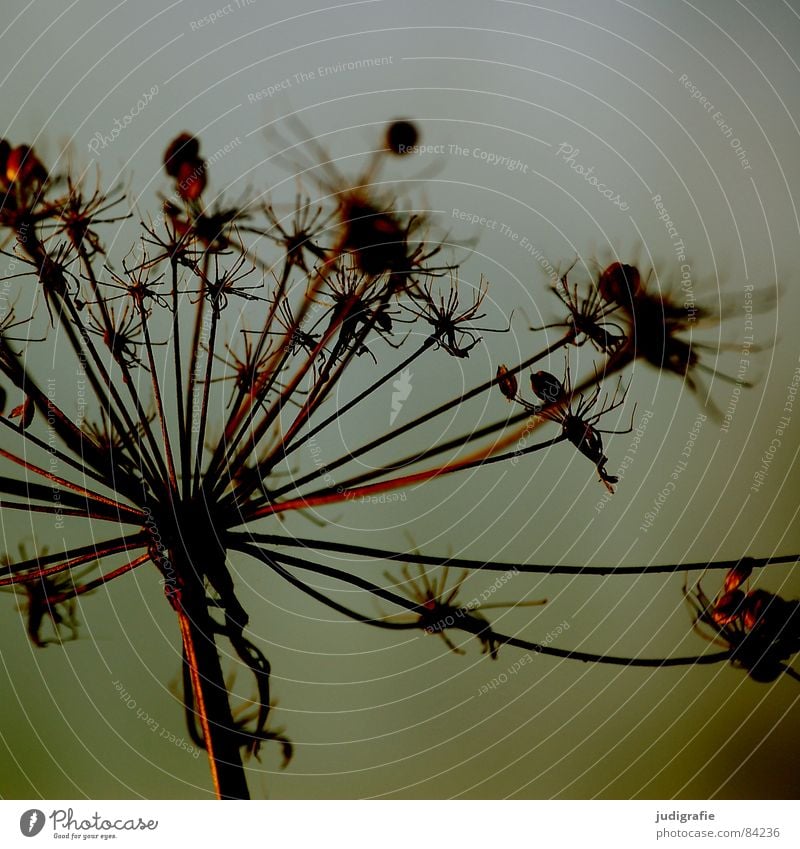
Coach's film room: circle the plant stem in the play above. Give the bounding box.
[174,569,250,800]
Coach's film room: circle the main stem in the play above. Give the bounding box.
[174,566,250,800]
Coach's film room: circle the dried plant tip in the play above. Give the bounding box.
[164,133,206,201]
[497,365,518,400]
[5,144,47,186]
[385,120,419,155]
[163,133,200,177]
[711,589,745,626]
[598,262,641,305]
[724,561,753,594]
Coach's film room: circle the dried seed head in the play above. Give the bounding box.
[711,589,745,626]
[175,159,206,201]
[2,144,47,191]
[723,561,753,594]
[385,120,419,155]
[597,262,641,305]
[742,589,773,631]
[163,133,200,177]
[496,364,518,400]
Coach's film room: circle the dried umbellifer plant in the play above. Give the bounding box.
[0,124,796,799]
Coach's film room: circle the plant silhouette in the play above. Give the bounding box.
[0,123,796,799]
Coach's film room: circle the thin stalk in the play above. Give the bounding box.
[0,447,145,519]
[238,545,733,669]
[193,306,220,494]
[184,252,211,500]
[230,534,798,577]
[139,304,178,494]
[0,475,140,520]
[170,258,188,491]
[267,332,574,502]
[0,416,112,489]
[46,553,151,602]
[241,429,562,523]
[279,334,436,463]
[0,535,147,587]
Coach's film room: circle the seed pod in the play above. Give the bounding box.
[723,560,753,593]
[598,262,641,305]
[711,589,745,626]
[386,120,418,155]
[5,145,46,187]
[742,588,774,631]
[530,370,564,404]
[163,133,200,178]
[176,159,206,201]
[496,364,518,400]
[0,139,10,185]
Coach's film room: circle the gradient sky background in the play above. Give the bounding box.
[1,0,799,799]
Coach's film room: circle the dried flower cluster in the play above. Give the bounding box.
[0,122,795,799]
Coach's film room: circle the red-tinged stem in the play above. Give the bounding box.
[0,500,133,522]
[0,416,111,490]
[241,425,560,523]
[174,579,250,800]
[272,426,563,511]
[0,475,139,520]
[266,332,575,502]
[0,535,147,587]
[0,447,145,519]
[46,553,151,602]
